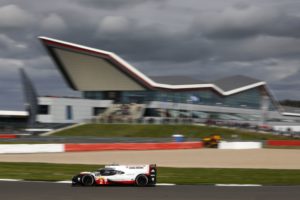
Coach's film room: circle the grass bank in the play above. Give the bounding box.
[53,123,289,141]
[1,162,300,185]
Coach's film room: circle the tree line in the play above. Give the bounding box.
[279,100,300,108]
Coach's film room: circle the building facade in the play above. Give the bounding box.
[36,37,300,127]
[37,97,112,123]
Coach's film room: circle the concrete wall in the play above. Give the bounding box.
[37,97,112,123]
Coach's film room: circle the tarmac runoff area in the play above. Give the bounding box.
[0,148,300,169]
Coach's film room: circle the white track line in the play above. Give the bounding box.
[56,181,72,184]
[156,183,176,186]
[0,178,22,182]
[215,184,262,187]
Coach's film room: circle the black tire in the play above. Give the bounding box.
[135,174,149,186]
[81,174,94,186]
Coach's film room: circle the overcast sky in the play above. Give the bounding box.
[1,0,300,110]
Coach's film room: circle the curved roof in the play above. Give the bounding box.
[39,36,266,95]
[149,76,207,85]
[213,75,262,92]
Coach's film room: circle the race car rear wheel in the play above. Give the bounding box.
[135,174,148,186]
[81,175,94,186]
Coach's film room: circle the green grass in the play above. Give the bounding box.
[53,123,291,141]
[158,167,300,185]
[1,162,300,185]
[0,162,102,181]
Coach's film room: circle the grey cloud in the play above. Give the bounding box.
[0,34,28,58]
[209,36,300,62]
[265,15,300,38]
[0,4,34,29]
[0,67,24,110]
[93,17,213,63]
[1,0,300,110]
[273,68,300,89]
[40,14,67,33]
[193,4,300,39]
[271,76,300,100]
[75,0,165,9]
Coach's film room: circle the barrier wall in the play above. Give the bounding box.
[0,142,203,154]
[64,142,203,152]
[0,134,17,139]
[0,144,64,154]
[218,141,262,149]
[266,140,300,146]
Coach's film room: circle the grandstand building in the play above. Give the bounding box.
[36,37,300,128]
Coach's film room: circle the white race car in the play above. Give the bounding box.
[72,164,157,186]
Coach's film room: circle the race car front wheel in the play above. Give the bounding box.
[135,174,148,186]
[81,175,94,186]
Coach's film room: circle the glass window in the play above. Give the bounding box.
[66,105,73,120]
[93,107,105,116]
[38,105,49,115]
[81,88,276,111]
[99,168,117,176]
[83,91,103,99]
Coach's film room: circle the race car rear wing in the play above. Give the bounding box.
[149,164,157,184]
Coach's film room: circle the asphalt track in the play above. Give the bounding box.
[1,181,300,200]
